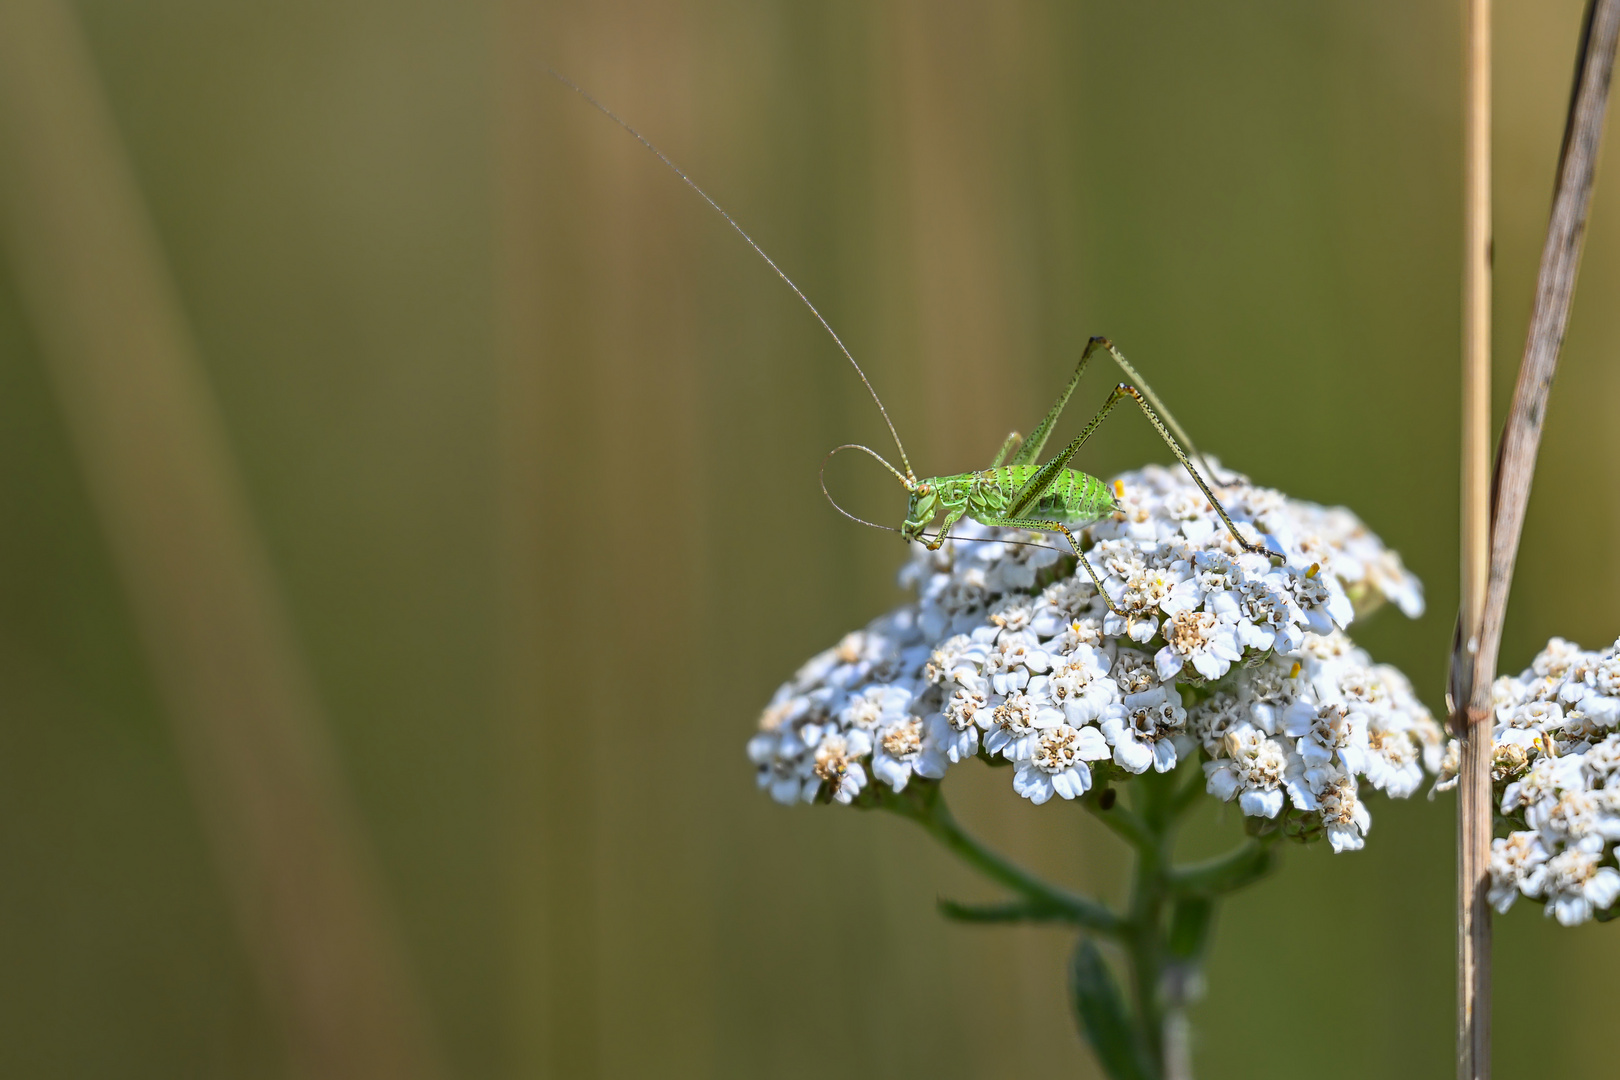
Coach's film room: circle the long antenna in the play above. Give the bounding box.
[547,67,916,482]
[820,448,905,535]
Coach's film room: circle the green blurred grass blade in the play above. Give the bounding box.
[1068,937,1157,1080]
[0,3,445,1076]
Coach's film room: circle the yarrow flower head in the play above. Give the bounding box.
[1440,636,1620,925]
[751,462,1438,850]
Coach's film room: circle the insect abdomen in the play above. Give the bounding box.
[988,466,1115,524]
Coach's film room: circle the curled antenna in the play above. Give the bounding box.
[547,67,916,483]
[821,445,906,535]
[825,443,910,488]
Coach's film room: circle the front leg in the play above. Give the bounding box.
[924,505,969,550]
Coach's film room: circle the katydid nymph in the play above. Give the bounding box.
[549,71,1283,614]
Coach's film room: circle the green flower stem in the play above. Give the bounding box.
[937,897,1094,924]
[1083,789,1157,851]
[1124,771,1176,1078]
[1168,837,1279,897]
[886,768,1281,1080]
[1168,765,1209,818]
[883,782,1124,937]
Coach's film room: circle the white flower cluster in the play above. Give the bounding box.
[1187,632,1441,850]
[750,463,1439,852]
[1444,637,1620,926]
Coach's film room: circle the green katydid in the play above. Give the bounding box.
[550,71,1282,614]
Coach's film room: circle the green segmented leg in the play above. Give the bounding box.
[1015,336,1229,485]
[1091,338,1232,487]
[923,503,970,550]
[1009,382,1281,561]
[986,514,1123,615]
[1010,343,1091,467]
[990,430,1024,469]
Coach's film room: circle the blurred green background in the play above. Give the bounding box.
[0,0,1616,1077]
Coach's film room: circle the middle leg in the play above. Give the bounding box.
[989,514,1125,616]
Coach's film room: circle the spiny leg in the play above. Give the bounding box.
[1009,341,1100,468]
[1007,385,1281,560]
[989,515,1126,616]
[1094,337,1233,488]
[924,504,969,550]
[1006,384,1127,519]
[991,430,1024,469]
[1111,384,1281,558]
[1012,335,1222,481]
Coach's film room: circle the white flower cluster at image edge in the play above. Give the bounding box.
[1440,636,1620,926]
[750,464,1441,853]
